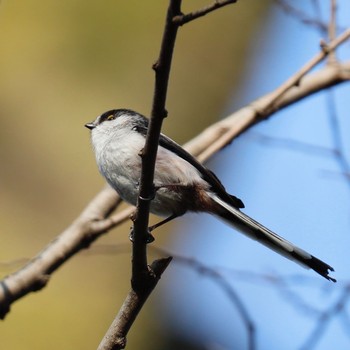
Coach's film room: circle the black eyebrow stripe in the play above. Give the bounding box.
[99,109,118,123]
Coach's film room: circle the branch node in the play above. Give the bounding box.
[172,13,185,26]
[138,186,156,202]
[150,256,173,278]
[152,61,159,71]
[138,147,144,158]
[115,336,127,349]
[0,281,12,319]
[294,77,302,86]
[32,274,50,291]
[163,108,168,119]
[320,39,330,54]
[172,0,237,25]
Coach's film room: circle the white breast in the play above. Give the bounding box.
[90,116,208,217]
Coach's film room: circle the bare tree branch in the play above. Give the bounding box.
[327,0,338,63]
[1,59,349,320]
[326,91,350,184]
[101,1,244,347]
[275,0,328,33]
[186,60,350,163]
[1,2,349,348]
[265,28,350,114]
[98,1,184,348]
[0,186,133,319]
[150,246,256,350]
[173,0,237,26]
[97,257,172,350]
[131,0,181,287]
[300,284,350,350]
[247,131,336,157]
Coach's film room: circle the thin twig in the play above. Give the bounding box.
[311,0,322,29]
[325,89,350,191]
[150,246,256,350]
[327,0,338,64]
[300,285,350,350]
[188,59,350,163]
[264,28,350,114]
[97,257,172,350]
[173,0,237,26]
[90,242,335,319]
[275,0,328,34]
[248,131,336,158]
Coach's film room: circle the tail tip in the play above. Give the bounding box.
[326,274,337,283]
[309,255,336,282]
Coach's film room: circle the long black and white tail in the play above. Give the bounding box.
[209,193,336,282]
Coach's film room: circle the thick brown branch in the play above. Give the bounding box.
[97,257,172,350]
[131,0,181,289]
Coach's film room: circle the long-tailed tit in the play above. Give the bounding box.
[85,109,335,282]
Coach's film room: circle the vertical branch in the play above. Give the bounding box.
[326,89,350,189]
[151,1,182,117]
[327,0,337,64]
[99,1,240,348]
[97,257,172,350]
[131,0,182,288]
[99,3,182,348]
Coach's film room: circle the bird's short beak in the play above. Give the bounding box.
[85,122,96,130]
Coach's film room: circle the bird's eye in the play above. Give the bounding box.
[106,114,116,121]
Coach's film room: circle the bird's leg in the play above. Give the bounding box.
[129,183,185,243]
[148,214,178,232]
[128,210,178,244]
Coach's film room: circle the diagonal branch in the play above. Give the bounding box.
[186,60,350,163]
[300,284,350,350]
[0,187,132,319]
[0,60,349,320]
[173,0,237,26]
[263,28,350,115]
[97,257,172,350]
[150,246,256,350]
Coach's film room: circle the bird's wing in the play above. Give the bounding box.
[134,122,244,209]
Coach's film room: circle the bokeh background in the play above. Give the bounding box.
[0,1,349,349]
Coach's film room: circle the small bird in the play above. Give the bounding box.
[85,109,335,282]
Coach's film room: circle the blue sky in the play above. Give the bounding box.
[155,2,350,349]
